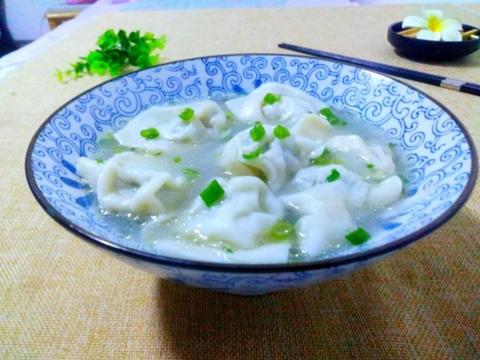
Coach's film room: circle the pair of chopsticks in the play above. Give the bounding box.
[278,43,480,97]
[399,27,479,40]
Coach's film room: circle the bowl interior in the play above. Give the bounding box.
[26,54,477,268]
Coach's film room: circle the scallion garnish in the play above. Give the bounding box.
[263,92,282,105]
[183,168,199,178]
[173,156,182,163]
[269,220,294,241]
[367,163,375,169]
[310,149,337,166]
[249,121,266,142]
[319,107,346,126]
[223,246,234,253]
[200,179,225,208]
[96,159,104,164]
[226,111,235,123]
[345,227,371,245]
[112,146,127,154]
[242,146,263,160]
[326,168,340,182]
[103,132,114,141]
[179,108,194,123]
[140,127,160,139]
[273,125,290,139]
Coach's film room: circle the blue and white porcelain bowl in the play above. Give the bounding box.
[26,54,477,295]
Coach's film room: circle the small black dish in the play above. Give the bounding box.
[388,21,480,61]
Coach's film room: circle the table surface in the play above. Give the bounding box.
[1,3,479,359]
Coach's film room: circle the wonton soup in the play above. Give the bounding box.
[77,83,404,264]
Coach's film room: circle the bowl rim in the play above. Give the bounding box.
[388,21,480,44]
[25,53,478,273]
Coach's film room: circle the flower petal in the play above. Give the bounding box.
[442,18,463,31]
[423,9,443,20]
[402,15,427,29]
[417,29,442,41]
[441,29,462,42]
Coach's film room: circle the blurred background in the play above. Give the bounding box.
[1,0,479,56]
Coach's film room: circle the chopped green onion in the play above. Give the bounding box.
[200,179,225,208]
[226,111,235,123]
[140,127,160,139]
[310,149,337,166]
[173,156,182,164]
[388,142,397,149]
[223,246,234,253]
[326,168,341,182]
[345,227,371,245]
[263,92,282,105]
[179,108,194,123]
[183,168,199,178]
[367,163,375,169]
[269,220,295,241]
[103,132,114,140]
[319,107,346,126]
[273,125,290,139]
[96,159,104,164]
[249,121,266,142]
[242,146,263,160]
[112,146,127,154]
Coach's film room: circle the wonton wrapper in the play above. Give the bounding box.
[326,135,396,180]
[77,152,185,215]
[182,176,286,250]
[114,100,227,153]
[219,125,300,190]
[226,82,324,125]
[281,165,403,257]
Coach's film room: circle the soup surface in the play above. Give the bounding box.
[77,82,404,264]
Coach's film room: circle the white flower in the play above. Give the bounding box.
[402,9,463,42]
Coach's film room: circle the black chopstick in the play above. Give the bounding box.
[278,43,480,97]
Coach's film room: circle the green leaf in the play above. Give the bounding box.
[89,61,109,76]
[97,29,119,50]
[249,121,266,142]
[140,128,160,139]
[345,227,371,245]
[326,168,340,182]
[200,179,225,208]
[129,30,141,43]
[86,50,104,63]
[263,92,282,105]
[273,125,290,139]
[319,107,346,126]
[55,69,64,83]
